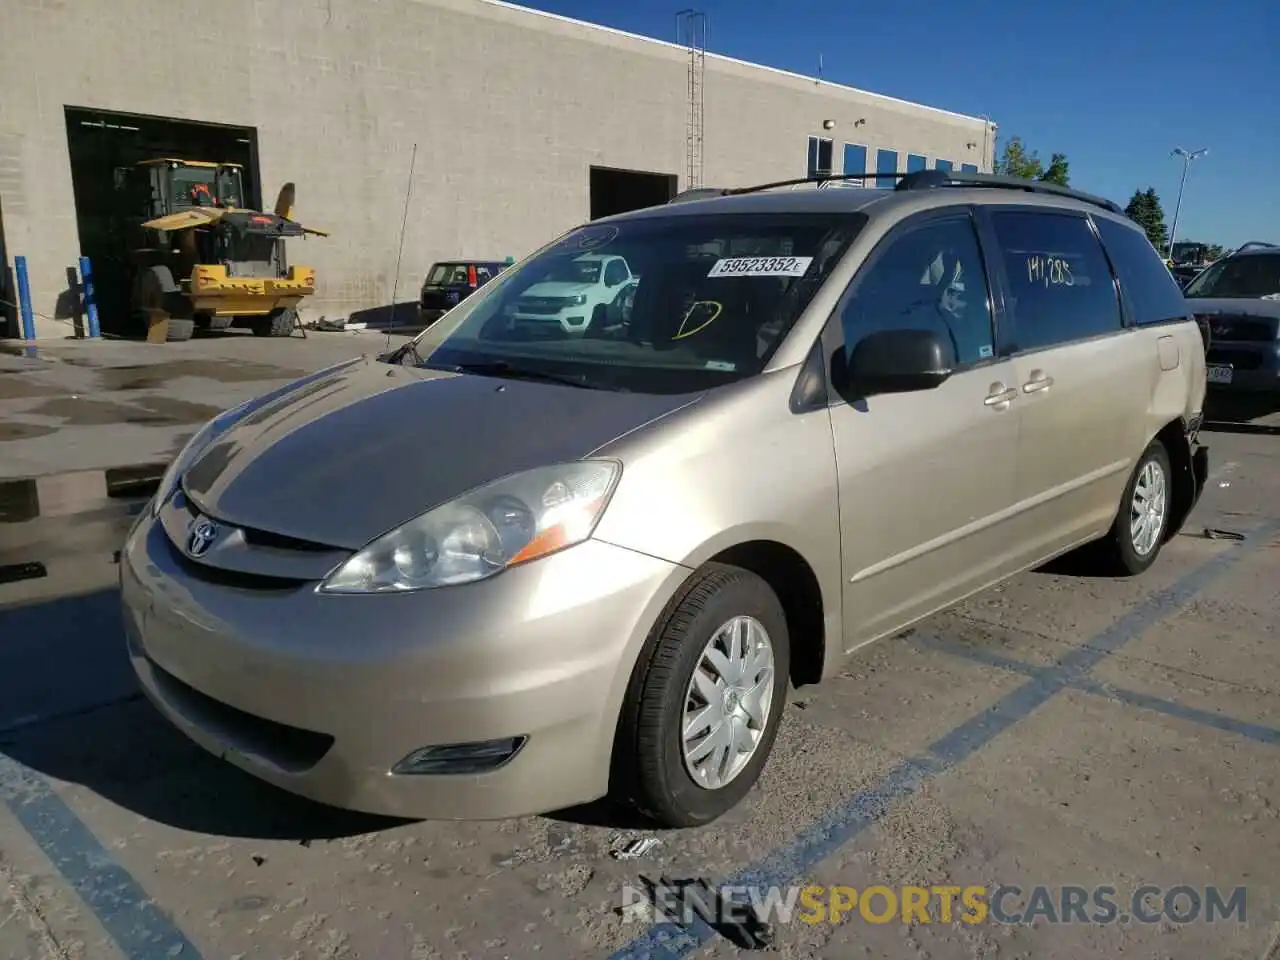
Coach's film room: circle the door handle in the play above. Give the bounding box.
[1022,370,1054,393]
[984,384,1018,407]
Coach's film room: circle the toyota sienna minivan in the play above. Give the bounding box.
[121,171,1208,827]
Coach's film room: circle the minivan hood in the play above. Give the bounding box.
[182,358,700,549]
[520,281,594,298]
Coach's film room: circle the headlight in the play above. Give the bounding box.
[568,294,587,306]
[318,461,621,594]
[150,398,251,517]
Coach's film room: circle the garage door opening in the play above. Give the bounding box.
[0,195,14,338]
[64,106,260,337]
[589,166,678,220]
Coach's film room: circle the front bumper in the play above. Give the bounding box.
[1205,342,1280,393]
[120,513,686,819]
[417,304,447,325]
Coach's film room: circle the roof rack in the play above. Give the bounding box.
[667,171,1123,214]
[1233,241,1277,253]
[893,170,1123,214]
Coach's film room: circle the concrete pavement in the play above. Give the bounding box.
[0,426,1277,959]
[0,329,411,482]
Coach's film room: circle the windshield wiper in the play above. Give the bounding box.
[443,360,614,391]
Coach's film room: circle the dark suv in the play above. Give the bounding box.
[419,260,508,325]
[1183,242,1280,395]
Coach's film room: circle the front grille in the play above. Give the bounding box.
[516,298,567,315]
[148,658,334,773]
[241,526,335,552]
[162,492,343,588]
[164,534,308,590]
[1206,347,1265,371]
[1202,315,1278,343]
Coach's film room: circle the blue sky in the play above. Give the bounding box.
[521,0,1277,248]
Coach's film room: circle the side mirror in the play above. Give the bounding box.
[835,328,956,398]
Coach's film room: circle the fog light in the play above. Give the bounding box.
[392,737,526,775]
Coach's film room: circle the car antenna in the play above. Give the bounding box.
[385,142,418,355]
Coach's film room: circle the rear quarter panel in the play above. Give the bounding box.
[1144,319,1205,440]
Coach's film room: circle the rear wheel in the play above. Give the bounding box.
[252,307,297,337]
[1094,440,1172,576]
[614,563,790,827]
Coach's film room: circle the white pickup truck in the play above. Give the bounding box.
[509,253,635,335]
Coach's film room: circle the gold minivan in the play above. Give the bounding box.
[121,172,1208,828]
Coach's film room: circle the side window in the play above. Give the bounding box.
[840,215,996,367]
[1094,218,1191,326]
[990,211,1122,351]
[603,259,629,287]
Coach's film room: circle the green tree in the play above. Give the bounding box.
[994,136,1043,179]
[993,136,1071,186]
[1124,187,1169,252]
[1040,153,1070,187]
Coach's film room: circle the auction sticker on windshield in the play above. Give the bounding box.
[708,256,813,278]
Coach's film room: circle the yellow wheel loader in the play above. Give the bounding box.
[115,159,328,341]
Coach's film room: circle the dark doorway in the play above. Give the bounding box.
[589,166,678,220]
[0,193,14,338]
[63,107,260,337]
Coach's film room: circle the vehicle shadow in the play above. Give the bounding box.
[0,587,405,841]
[348,301,426,334]
[1202,391,1280,434]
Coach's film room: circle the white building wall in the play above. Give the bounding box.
[0,0,994,338]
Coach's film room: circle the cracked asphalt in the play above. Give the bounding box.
[1,424,1277,960]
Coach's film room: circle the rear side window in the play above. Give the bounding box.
[991,211,1122,352]
[1094,217,1190,325]
[427,263,470,284]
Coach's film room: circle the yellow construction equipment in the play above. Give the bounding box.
[116,158,327,341]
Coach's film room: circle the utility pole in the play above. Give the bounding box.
[1167,147,1208,260]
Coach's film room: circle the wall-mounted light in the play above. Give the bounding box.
[822,119,836,130]
[966,142,977,149]
[854,118,866,127]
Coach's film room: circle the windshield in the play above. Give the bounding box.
[405,212,865,394]
[1184,253,1280,299]
[1170,242,1206,264]
[539,259,603,284]
[171,165,242,208]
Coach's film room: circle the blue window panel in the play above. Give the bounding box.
[875,149,898,188]
[842,143,867,184]
[935,159,953,172]
[961,163,979,173]
[807,137,819,177]
[907,154,927,173]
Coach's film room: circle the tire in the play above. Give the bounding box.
[165,318,195,342]
[614,563,790,828]
[253,307,296,337]
[1094,440,1172,576]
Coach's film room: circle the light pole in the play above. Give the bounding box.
[1167,147,1208,260]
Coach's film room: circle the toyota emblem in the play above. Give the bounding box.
[187,517,218,558]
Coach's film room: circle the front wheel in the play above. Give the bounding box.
[1095,440,1172,576]
[252,307,297,337]
[614,564,790,827]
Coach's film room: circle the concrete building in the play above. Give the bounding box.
[0,0,996,340]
